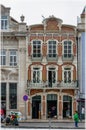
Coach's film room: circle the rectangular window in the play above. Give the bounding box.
[33,68,41,83]
[64,41,72,58]
[64,68,71,83]
[9,83,17,109]
[1,16,8,30]
[1,83,6,102]
[10,50,17,66]
[48,41,57,57]
[1,83,6,116]
[0,49,6,65]
[33,41,41,57]
[48,68,56,87]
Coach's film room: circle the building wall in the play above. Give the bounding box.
[26,16,78,120]
[1,5,78,120]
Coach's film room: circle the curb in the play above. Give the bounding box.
[1,126,85,129]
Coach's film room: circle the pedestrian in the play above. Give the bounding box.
[73,111,79,127]
[5,115,11,125]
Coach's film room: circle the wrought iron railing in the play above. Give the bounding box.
[27,80,78,89]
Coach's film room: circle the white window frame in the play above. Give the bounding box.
[9,50,17,66]
[46,65,58,83]
[62,40,73,58]
[31,40,43,57]
[31,65,42,83]
[62,65,73,83]
[47,40,58,57]
[0,49,6,65]
[1,16,8,30]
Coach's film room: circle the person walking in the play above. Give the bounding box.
[73,111,79,127]
[5,115,11,125]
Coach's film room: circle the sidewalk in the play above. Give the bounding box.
[1,120,85,129]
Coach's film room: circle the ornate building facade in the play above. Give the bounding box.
[1,5,78,120]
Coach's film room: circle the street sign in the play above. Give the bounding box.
[23,95,28,101]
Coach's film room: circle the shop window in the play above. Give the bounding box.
[1,83,6,116]
[63,95,72,118]
[9,83,17,109]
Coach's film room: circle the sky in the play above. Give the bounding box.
[1,0,86,26]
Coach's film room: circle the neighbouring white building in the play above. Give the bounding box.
[1,4,28,117]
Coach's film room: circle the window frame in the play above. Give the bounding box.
[62,65,73,83]
[62,40,73,58]
[31,65,42,83]
[0,49,6,65]
[9,50,17,66]
[47,40,57,57]
[31,40,42,58]
[9,83,17,109]
[47,65,58,86]
[1,16,8,30]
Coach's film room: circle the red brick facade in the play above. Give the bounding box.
[27,16,78,120]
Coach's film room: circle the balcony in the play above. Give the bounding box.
[46,54,58,61]
[27,80,44,88]
[27,80,78,89]
[31,54,43,61]
[62,54,74,62]
[59,80,78,89]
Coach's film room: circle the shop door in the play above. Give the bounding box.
[63,96,72,118]
[47,94,57,118]
[32,95,41,119]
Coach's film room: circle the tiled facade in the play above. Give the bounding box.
[1,5,80,120]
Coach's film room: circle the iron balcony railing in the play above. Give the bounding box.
[27,80,78,89]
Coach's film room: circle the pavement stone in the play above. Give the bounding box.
[1,121,86,129]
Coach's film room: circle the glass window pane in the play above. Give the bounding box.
[9,83,17,109]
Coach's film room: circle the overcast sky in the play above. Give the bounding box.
[1,0,86,26]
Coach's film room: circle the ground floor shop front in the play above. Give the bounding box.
[1,83,77,120]
[27,89,77,120]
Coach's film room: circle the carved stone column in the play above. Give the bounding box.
[58,94,63,119]
[42,94,46,119]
